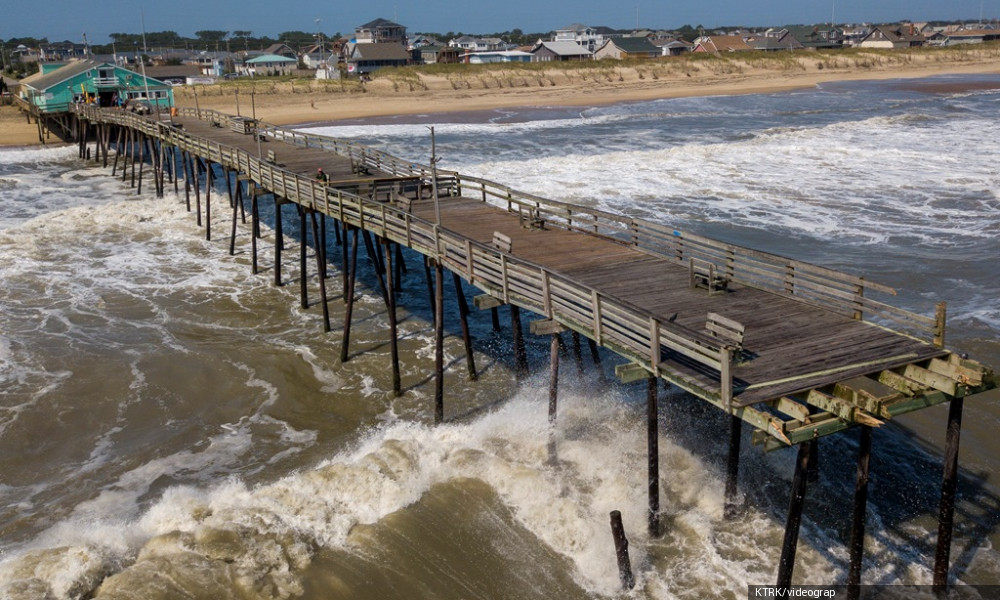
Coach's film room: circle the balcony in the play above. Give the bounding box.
[92,77,119,88]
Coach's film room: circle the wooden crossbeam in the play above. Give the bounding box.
[530,319,565,336]
[473,294,504,310]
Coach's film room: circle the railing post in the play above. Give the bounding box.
[934,302,947,348]
[784,264,795,295]
[648,317,660,377]
[853,283,865,321]
[721,346,733,409]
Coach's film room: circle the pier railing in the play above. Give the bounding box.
[177,108,940,344]
[74,104,745,408]
[70,104,946,432]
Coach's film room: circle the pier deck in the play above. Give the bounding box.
[73,106,994,452]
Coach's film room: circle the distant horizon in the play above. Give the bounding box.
[2,0,996,46]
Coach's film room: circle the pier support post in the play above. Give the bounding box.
[571,331,585,374]
[648,376,660,537]
[193,157,202,226]
[362,230,389,307]
[341,221,349,301]
[136,135,145,195]
[424,257,436,328]
[340,227,360,363]
[452,272,477,381]
[847,426,872,600]
[511,305,528,380]
[182,151,191,211]
[434,259,445,424]
[383,239,401,396]
[807,438,820,483]
[311,211,331,333]
[549,333,560,423]
[609,511,636,590]
[491,306,501,333]
[229,176,242,256]
[298,206,308,309]
[111,127,123,177]
[933,397,965,592]
[250,187,259,274]
[205,162,213,240]
[274,197,283,286]
[776,442,812,588]
[724,414,743,519]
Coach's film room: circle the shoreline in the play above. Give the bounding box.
[3,51,1000,146]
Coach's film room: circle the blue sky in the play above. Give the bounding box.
[2,0,994,44]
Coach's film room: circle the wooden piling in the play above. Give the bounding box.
[340,227,360,363]
[724,414,743,520]
[250,188,259,274]
[511,305,528,380]
[452,272,477,380]
[229,175,241,256]
[434,259,445,424]
[193,156,202,226]
[776,442,812,588]
[807,438,820,483]
[383,240,401,396]
[933,397,965,592]
[111,126,123,177]
[424,257,436,328]
[609,511,636,590]
[571,331,585,374]
[311,211,331,333]
[205,162,213,240]
[298,206,308,309]
[182,150,191,211]
[136,134,145,195]
[647,376,660,537]
[274,197,283,286]
[362,230,389,306]
[847,426,872,600]
[549,333,560,423]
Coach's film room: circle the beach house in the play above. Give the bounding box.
[18,59,173,113]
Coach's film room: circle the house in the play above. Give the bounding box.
[39,41,88,62]
[692,35,753,53]
[651,38,693,56]
[354,18,407,45]
[262,43,298,60]
[554,24,608,53]
[785,26,843,49]
[301,42,342,69]
[466,50,533,64]
[593,37,661,60]
[144,64,203,85]
[345,42,410,74]
[18,59,173,113]
[942,28,1000,46]
[858,25,926,49]
[244,54,297,76]
[412,44,460,65]
[449,36,509,52]
[530,41,592,62]
[746,29,805,51]
[409,35,442,49]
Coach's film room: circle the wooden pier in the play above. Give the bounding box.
[67,103,995,591]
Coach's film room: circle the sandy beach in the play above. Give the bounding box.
[2,46,999,147]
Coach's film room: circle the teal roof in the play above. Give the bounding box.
[246,54,297,64]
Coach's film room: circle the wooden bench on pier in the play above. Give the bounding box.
[689,258,728,295]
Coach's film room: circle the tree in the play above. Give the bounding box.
[195,30,229,43]
[277,30,314,47]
